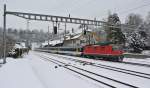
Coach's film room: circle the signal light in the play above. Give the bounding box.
[84,30,86,35]
[54,26,57,34]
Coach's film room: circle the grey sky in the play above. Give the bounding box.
[0,0,150,32]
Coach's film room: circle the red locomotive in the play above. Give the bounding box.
[82,42,124,62]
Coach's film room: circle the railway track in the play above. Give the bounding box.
[121,61,150,67]
[37,54,138,88]
[36,49,150,68]
[45,53,150,80]
[124,58,150,64]
[35,50,150,79]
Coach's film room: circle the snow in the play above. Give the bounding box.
[20,42,26,48]
[42,39,63,47]
[65,33,81,40]
[13,42,27,49]
[0,53,101,88]
[65,28,93,41]
[1,51,150,88]
[142,50,150,55]
[14,43,23,49]
[40,52,150,74]
[124,50,150,56]
[31,42,41,50]
[14,42,27,49]
[0,58,44,88]
[36,52,150,88]
[69,28,92,35]
[125,57,150,63]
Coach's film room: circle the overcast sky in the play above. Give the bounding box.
[0,0,150,32]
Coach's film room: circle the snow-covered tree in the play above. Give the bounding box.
[128,31,147,53]
[144,12,150,46]
[125,13,143,26]
[124,13,148,53]
[106,13,125,44]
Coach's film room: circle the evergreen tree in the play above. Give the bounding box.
[106,13,125,44]
[129,31,146,53]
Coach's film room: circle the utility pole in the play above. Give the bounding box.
[94,17,97,29]
[64,14,70,40]
[27,20,29,30]
[26,19,30,48]
[69,14,70,18]
[48,26,49,46]
[58,22,60,36]
[3,4,6,64]
[64,22,66,39]
[52,21,54,40]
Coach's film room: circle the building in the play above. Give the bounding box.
[63,30,101,47]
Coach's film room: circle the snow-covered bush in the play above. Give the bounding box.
[126,31,147,53]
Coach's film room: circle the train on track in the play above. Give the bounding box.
[36,41,124,62]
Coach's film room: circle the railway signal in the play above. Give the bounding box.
[84,30,86,35]
[53,26,57,34]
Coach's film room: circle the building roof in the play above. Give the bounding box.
[65,28,93,41]
[65,33,82,41]
[42,39,63,46]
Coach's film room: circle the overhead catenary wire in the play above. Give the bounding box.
[69,0,94,13]
[119,2,150,14]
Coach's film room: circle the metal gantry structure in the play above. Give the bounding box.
[5,11,136,28]
[5,11,106,26]
[2,4,135,63]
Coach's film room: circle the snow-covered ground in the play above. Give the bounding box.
[35,51,150,88]
[142,50,150,56]
[124,57,150,65]
[1,51,150,88]
[0,52,101,88]
[39,52,150,74]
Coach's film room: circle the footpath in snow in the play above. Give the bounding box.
[0,52,100,88]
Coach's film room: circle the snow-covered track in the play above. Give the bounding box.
[35,49,150,68]
[51,54,150,79]
[120,61,150,67]
[37,54,138,88]
[35,50,150,79]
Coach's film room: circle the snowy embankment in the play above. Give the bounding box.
[0,53,100,88]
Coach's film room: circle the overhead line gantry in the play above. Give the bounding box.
[5,10,135,28]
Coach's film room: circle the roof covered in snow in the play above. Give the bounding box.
[42,39,63,46]
[65,33,82,40]
[14,42,27,49]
